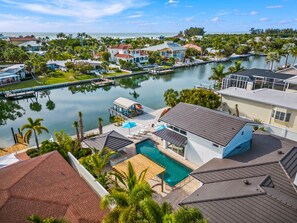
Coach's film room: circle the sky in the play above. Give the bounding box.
[0,0,297,33]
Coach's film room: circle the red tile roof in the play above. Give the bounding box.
[0,151,108,223]
[109,44,132,50]
[9,37,37,42]
[115,53,134,59]
[183,44,202,51]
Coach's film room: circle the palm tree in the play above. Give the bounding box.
[98,117,103,135]
[26,214,67,223]
[163,89,179,107]
[209,64,228,90]
[228,60,244,73]
[139,198,207,223]
[101,162,154,223]
[290,46,297,66]
[80,147,116,188]
[266,52,280,70]
[78,111,84,141]
[73,121,81,148]
[21,118,49,151]
[282,43,295,67]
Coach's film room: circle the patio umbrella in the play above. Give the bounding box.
[155,124,166,131]
[122,121,137,134]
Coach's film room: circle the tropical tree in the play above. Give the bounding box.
[98,117,103,135]
[282,43,295,67]
[21,118,49,151]
[265,52,280,70]
[26,214,67,223]
[209,64,228,89]
[101,162,154,223]
[0,99,24,126]
[73,121,81,148]
[78,111,84,141]
[163,89,179,107]
[290,46,297,66]
[139,198,207,223]
[80,147,116,188]
[228,60,244,73]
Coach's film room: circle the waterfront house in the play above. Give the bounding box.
[0,64,27,86]
[8,36,37,45]
[222,68,296,92]
[141,41,186,62]
[107,44,149,65]
[155,103,255,165]
[18,40,42,51]
[0,151,108,222]
[109,97,143,118]
[219,87,297,141]
[47,60,102,71]
[180,132,297,223]
[183,44,202,52]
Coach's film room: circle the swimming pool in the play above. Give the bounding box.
[135,139,192,186]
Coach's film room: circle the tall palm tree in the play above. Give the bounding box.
[21,118,49,151]
[228,60,244,73]
[209,64,228,90]
[282,43,295,67]
[101,162,154,223]
[290,46,297,66]
[73,121,81,148]
[139,198,207,223]
[78,111,84,141]
[163,89,179,107]
[26,214,67,223]
[98,117,103,135]
[266,52,280,70]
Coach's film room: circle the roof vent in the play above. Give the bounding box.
[277,150,284,155]
[243,180,250,185]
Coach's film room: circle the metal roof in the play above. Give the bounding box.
[159,103,253,147]
[153,128,187,147]
[82,130,133,152]
[219,87,297,111]
[234,68,294,80]
[180,133,297,223]
[113,97,141,109]
[142,41,185,52]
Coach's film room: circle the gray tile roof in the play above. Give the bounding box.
[234,68,295,80]
[159,103,254,146]
[142,41,185,52]
[82,130,133,152]
[153,128,187,147]
[180,133,297,223]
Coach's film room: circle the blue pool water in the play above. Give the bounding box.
[135,139,192,186]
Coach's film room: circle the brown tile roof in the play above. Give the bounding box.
[115,53,134,59]
[160,103,254,146]
[181,133,297,223]
[9,37,37,42]
[0,151,108,223]
[183,44,202,51]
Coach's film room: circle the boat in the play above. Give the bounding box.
[4,91,35,100]
[149,68,175,75]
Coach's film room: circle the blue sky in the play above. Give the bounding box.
[0,0,296,33]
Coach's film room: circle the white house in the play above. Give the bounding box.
[154,103,255,165]
[0,64,27,86]
[141,41,186,61]
[107,44,149,64]
[18,41,42,51]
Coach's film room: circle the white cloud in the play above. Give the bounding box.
[211,17,222,22]
[128,14,142,18]
[260,18,269,21]
[266,5,283,8]
[166,0,179,5]
[184,17,194,22]
[250,11,258,15]
[1,0,148,21]
[217,10,230,16]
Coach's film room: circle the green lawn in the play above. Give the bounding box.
[103,71,130,77]
[0,71,96,91]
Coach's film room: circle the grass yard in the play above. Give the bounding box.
[103,71,130,77]
[0,71,96,91]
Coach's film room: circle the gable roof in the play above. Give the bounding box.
[0,151,108,223]
[142,41,185,52]
[153,128,187,147]
[159,103,253,146]
[82,130,133,152]
[219,87,297,111]
[181,132,297,223]
[114,97,141,109]
[234,68,294,80]
[115,53,134,59]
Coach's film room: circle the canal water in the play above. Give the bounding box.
[0,56,294,147]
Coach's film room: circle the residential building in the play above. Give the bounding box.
[47,59,101,71]
[222,68,296,92]
[219,87,297,141]
[0,151,108,222]
[18,40,42,51]
[0,64,27,86]
[8,36,37,45]
[141,41,186,61]
[180,131,297,223]
[107,44,149,64]
[154,103,255,165]
[183,44,202,52]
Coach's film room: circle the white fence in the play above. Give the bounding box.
[68,152,109,198]
[263,124,297,142]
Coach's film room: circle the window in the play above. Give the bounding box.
[285,113,291,122]
[180,130,187,135]
[275,111,281,120]
[273,110,291,122]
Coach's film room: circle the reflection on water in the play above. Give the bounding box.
[0,56,294,147]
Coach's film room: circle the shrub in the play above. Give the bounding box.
[39,140,68,159]
[26,148,38,158]
[115,68,121,73]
